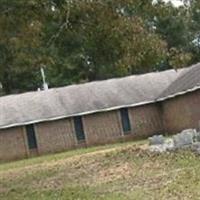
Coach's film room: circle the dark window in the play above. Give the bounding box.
[120,108,131,134]
[74,116,85,141]
[26,124,37,149]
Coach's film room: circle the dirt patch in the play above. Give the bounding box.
[97,162,133,183]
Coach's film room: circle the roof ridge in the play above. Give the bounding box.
[0,67,182,100]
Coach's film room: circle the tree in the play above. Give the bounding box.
[0,0,198,95]
[46,0,167,83]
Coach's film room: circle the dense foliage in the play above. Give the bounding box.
[0,0,199,95]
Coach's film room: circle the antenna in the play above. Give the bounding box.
[40,67,48,91]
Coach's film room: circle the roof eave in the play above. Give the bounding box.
[156,85,200,102]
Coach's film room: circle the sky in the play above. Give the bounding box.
[164,0,184,7]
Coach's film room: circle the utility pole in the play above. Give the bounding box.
[40,67,48,91]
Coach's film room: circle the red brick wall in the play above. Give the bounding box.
[129,104,163,138]
[83,104,163,144]
[83,111,122,145]
[162,90,200,133]
[36,119,76,154]
[0,127,28,161]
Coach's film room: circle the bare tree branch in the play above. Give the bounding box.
[47,3,71,47]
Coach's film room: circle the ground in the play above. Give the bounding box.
[1,141,200,200]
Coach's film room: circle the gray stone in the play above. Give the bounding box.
[149,144,166,153]
[197,132,200,142]
[191,142,200,151]
[148,129,200,154]
[193,131,200,142]
[182,129,196,136]
[181,129,197,141]
[164,138,175,151]
[149,135,165,145]
[148,138,175,153]
[173,131,193,148]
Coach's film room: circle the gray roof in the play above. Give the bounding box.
[0,63,200,129]
[158,63,200,100]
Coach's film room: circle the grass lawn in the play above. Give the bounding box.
[1,140,200,200]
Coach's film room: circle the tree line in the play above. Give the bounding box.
[0,0,199,95]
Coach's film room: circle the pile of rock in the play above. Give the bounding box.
[148,129,200,153]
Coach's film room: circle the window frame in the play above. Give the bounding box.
[73,116,86,141]
[119,108,131,134]
[25,124,38,149]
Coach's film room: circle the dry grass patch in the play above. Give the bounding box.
[1,141,200,200]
